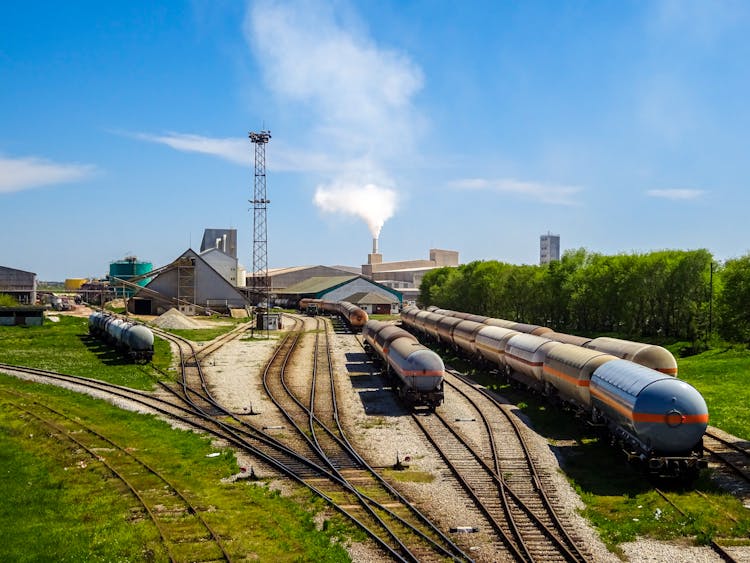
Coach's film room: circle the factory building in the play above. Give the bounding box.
[0,266,37,305]
[276,275,402,314]
[200,228,238,258]
[127,249,249,316]
[540,232,561,265]
[199,228,245,287]
[361,247,459,305]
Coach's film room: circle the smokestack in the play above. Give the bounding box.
[372,237,379,255]
[223,234,227,252]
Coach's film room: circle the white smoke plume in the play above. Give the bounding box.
[314,182,398,239]
[246,0,423,240]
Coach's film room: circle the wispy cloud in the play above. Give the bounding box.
[245,0,424,160]
[131,130,346,174]
[133,132,250,165]
[451,178,584,206]
[245,0,425,235]
[646,188,705,200]
[0,155,96,194]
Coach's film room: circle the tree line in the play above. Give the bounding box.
[418,249,750,345]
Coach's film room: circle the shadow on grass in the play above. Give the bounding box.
[78,334,131,366]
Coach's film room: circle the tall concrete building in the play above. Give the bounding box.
[540,232,560,265]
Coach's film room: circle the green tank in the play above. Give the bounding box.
[109,256,153,297]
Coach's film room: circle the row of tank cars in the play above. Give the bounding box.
[401,306,709,480]
[297,299,445,409]
[298,298,369,329]
[88,311,155,363]
[362,320,445,409]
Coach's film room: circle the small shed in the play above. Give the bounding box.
[0,306,45,326]
[342,292,399,315]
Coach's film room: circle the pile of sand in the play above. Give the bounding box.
[151,308,202,329]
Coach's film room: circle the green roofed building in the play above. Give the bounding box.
[276,274,402,315]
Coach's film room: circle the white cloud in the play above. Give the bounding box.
[245,0,424,160]
[646,188,704,200]
[0,156,96,194]
[134,132,250,165]
[132,130,347,174]
[451,178,584,206]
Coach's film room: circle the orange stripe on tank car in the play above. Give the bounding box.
[543,366,590,387]
[506,353,542,368]
[656,367,679,375]
[396,369,445,377]
[591,388,708,425]
[632,412,709,424]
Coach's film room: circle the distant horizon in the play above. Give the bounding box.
[3,1,750,280]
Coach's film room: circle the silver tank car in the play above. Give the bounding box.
[363,320,444,409]
[590,359,708,465]
[124,324,155,361]
[546,332,593,347]
[584,337,678,376]
[435,315,463,346]
[504,333,560,391]
[475,325,519,367]
[542,344,616,409]
[451,320,487,357]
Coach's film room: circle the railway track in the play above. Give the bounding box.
[654,488,740,563]
[703,428,750,494]
[411,369,591,563]
[262,315,472,562]
[0,387,231,563]
[3,314,477,560]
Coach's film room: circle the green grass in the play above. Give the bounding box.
[675,345,750,439]
[0,316,170,389]
[0,375,354,562]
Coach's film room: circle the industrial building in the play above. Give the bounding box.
[250,265,361,293]
[361,247,459,304]
[0,266,37,305]
[127,249,249,316]
[276,275,402,315]
[540,232,561,265]
[199,228,246,288]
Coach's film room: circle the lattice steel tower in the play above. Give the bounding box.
[249,130,271,305]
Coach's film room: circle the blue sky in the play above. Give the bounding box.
[2,1,749,281]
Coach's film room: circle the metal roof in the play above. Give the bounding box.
[277,275,358,295]
[343,291,398,305]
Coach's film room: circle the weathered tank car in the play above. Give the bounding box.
[299,299,368,330]
[363,320,444,409]
[88,312,154,363]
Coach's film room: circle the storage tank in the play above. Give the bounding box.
[109,256,153,297]
[65,278,88,290]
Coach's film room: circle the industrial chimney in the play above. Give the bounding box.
[367,236,382,267]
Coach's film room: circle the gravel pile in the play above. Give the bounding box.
[151,308,202,329]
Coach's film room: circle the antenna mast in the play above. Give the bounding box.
[249,130,271,311]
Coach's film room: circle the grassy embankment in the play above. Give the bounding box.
[446,343,750,555]
[0,316,357,561]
